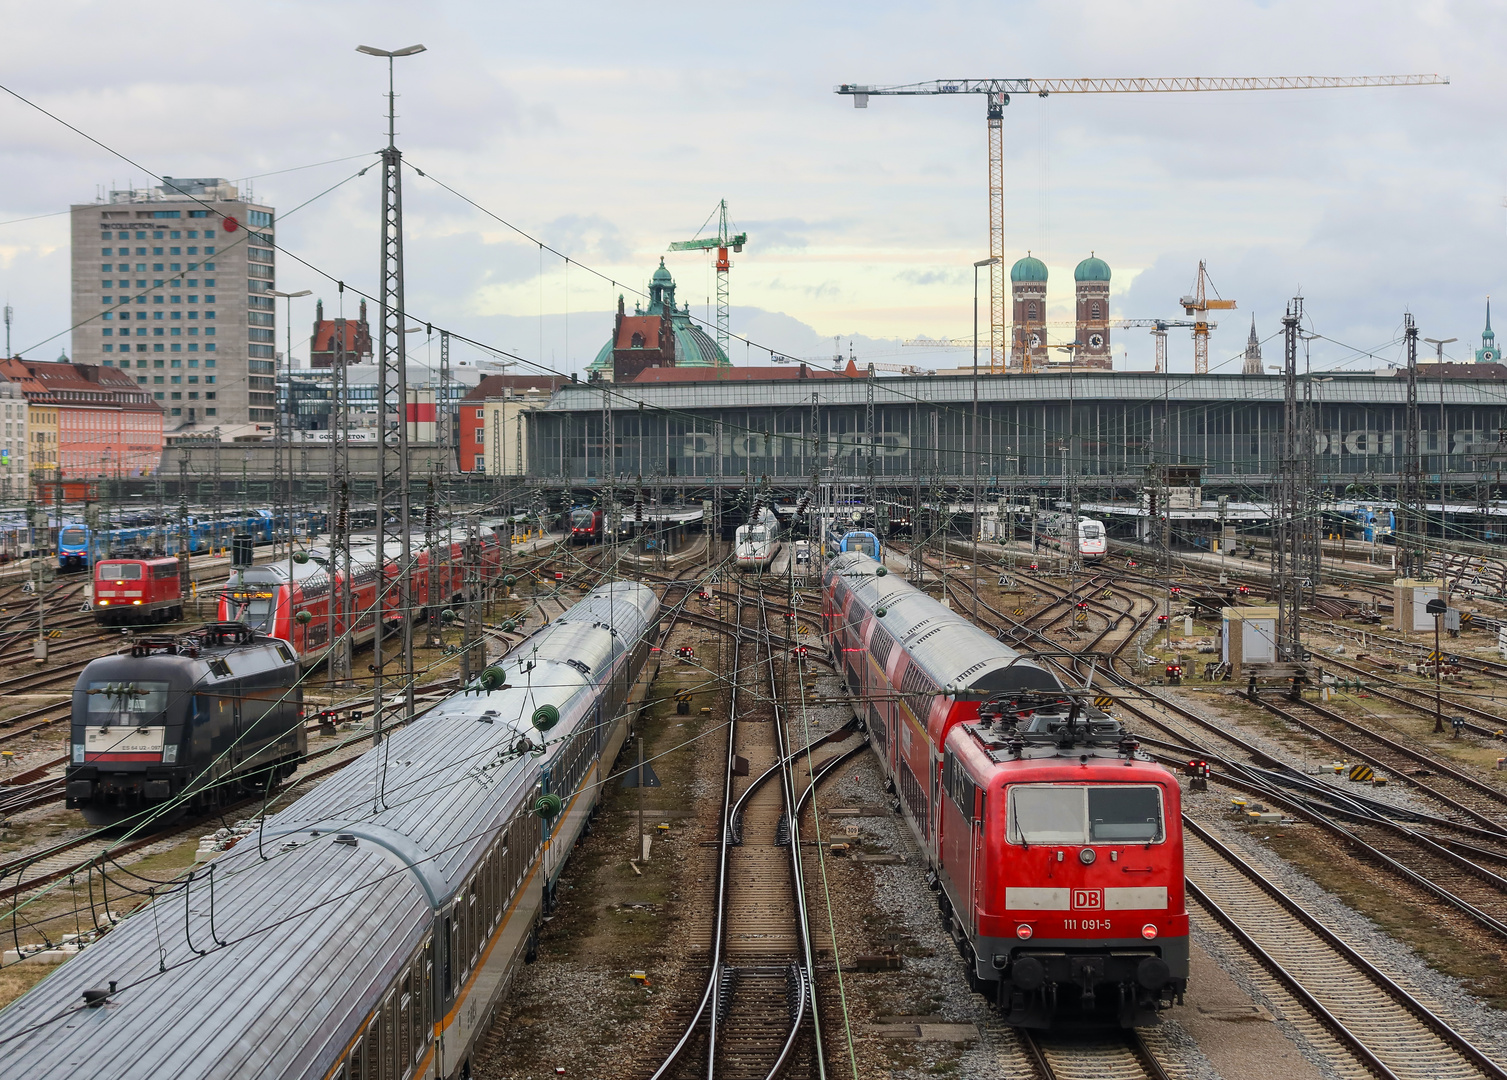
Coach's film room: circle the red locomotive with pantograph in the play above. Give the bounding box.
[824,550,1187,1027]
[93,556,185,626]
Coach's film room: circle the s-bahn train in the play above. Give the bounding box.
[93,556,185,625]
[64,622,304,827]
[569,506,603,543]
[219,534,505,663]
[58,510,328,571]
[824,551,1187,1027]
[5,584,661,1080]
[826,526,881,561]
[1036,513,1107,561]
[734,507,782,570]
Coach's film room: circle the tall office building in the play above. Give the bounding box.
[71,178,276,436]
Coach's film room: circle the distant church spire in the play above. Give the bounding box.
[1241,315,1263,375]
[1478,298,1500,363]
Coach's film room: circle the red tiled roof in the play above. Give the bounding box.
[462,374,567,401]
[615,316,664,350]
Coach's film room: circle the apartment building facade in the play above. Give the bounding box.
[70,177,276,435]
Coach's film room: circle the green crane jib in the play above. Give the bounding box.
[668,199,747,359]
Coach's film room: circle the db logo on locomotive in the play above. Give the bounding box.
[1072,889,1104,910]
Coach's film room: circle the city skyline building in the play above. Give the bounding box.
[70,177,276,436]
[0,356,162,478]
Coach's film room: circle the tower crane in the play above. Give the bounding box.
[836,74,1448,375]
[1179,261,1236,374]
[668,199,746,361]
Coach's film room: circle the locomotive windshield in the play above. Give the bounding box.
[85,681,171,726]
[1007,784,1164,845]
[98,562,143,580]
[849,534,877,556]
[225,590,276,630]
[571,509,595,528]
[1081,524,1103,539]
[747,529,767,543]
[61,528,88,545]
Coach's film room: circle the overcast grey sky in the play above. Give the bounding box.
[0,0,1501,376]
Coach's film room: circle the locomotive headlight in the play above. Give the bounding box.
[162,745,178,764]
[1078,848,1096,865]
[72,743,84,764]
[1015,923,1034,940]
[1141,923,1159,939]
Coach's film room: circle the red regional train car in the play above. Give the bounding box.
[219,534,504,662]
[823,550,1187,1027]
[569,507,603,544]
[93,557,185,626]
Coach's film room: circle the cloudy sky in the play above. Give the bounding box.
[0,0,1502,378]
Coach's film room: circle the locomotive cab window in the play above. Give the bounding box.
[98,561,142,580]
[86,681,171,725]
[1007,784,1164,845]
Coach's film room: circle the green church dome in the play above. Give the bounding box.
[1074,254,1111,283]
[1010,254,1048,283]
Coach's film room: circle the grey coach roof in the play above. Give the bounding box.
[541,371,1507,412]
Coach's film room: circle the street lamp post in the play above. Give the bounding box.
[972,256,999,615]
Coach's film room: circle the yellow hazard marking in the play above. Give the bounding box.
[1012,607,1025,617]
[1094,695,1115,709]
[1348,763,1375,782]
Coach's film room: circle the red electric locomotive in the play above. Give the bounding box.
[219,534,504,662]
[823,550,1187,1027]
[93,557,185,626]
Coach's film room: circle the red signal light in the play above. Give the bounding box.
[1141,924,1158,939]
[1016,924,1034,940]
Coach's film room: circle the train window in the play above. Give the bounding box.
[153,563,178,579]
[363,1020,377,1080]
[349,1029,364,1080]
[98,561,142,580]
[1089,787,1164,843]
[1008,786,1085,844]
[469,879,480,963]
[398,975,412,1074]
[86,680,170,725]
[383,991,397,1080]
[1007,785,1165,845]
[61,527,88,545]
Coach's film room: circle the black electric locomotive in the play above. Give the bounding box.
[65,622,305,827]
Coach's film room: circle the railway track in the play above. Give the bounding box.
[645,581,856,1080]
[1018,1029,1172,1080]
[1186,820,1507,1080]
[901,551,1507,1072]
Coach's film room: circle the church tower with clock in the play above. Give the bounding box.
[1010,253,1049,370]
[1073,253,1112,369]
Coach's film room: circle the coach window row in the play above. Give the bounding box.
[335,938,432,1080]
[443,807,543,1002]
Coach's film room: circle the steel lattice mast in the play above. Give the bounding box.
[359,43,426,740]
[837,73,1448,375]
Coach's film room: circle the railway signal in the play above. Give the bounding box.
[1165,662,1183,685]
[1185,760,1210,791]
[674,645,695,661]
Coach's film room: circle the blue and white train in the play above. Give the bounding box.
[58,510,328,571]
[0,582,662,1080]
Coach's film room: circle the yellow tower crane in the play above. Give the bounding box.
[836,74,1448,375]
[1180,261,1237,374]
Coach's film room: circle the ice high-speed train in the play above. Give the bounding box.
[734,507,781,570]
[0,582,662,1080]
[1036,513,1107,561]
